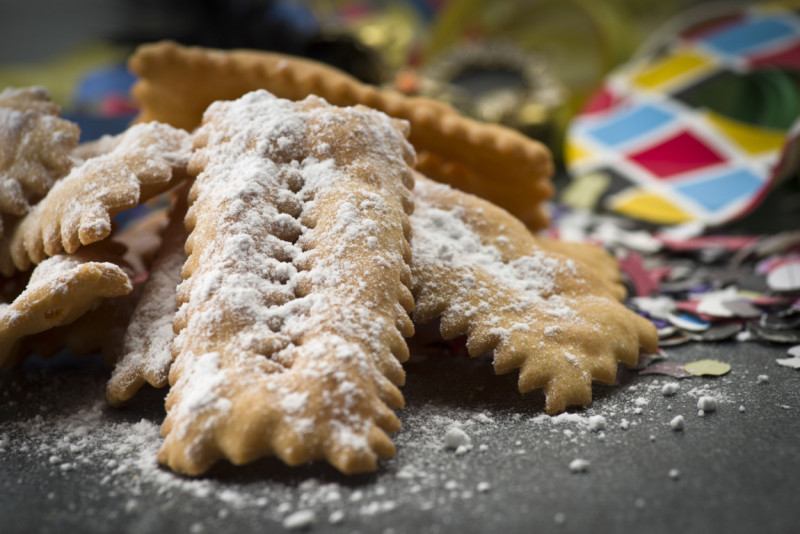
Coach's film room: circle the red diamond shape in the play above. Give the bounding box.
[628,130,726,179]
[581,85,621,115]
[749,40,800,70]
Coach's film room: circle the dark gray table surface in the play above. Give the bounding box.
[1,338,798,534]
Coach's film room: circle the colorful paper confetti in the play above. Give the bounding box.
[684,359,732,377]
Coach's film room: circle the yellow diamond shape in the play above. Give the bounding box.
[561,171,611,210]
[705,110,786,155]
[609,188,694,224]
[564,138,593,166]
[633,49,716,91]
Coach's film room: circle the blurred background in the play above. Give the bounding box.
[0,0,715,141]
[1,0,798,230]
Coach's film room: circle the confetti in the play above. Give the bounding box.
[618,251,659,297]
[749,323,800,344]
[766,258,800,292]
[684,360,731,377]
[657,330,691,347]
[667,312,711,332]
[629,296,676,321]
[720,300,762,319]
[776,357,800,369]
[686,323,743,342]
[760,307,800,331]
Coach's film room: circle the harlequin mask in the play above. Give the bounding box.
[565,3,800,226]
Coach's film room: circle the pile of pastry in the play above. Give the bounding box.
[0,42,656,475]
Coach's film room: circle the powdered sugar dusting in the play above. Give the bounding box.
[0,86,79,217]
[410,176,579,346]
[107,212,187,399]
[0,334,791,532]
[163,90,415,471]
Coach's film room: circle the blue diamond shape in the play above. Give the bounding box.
[675,168,763,212]
[703,16,796,56]
[586,104,674,147]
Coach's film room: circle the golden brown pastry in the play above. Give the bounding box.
[159,90,416,475]
[410,173,658,414]
[0,86,80,236]
[106,185,189,406]
[127,40,553,229]
[1,121,192,275]
[0,244,132,369]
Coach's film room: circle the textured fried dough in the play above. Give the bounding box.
[535,238,626,301]
[20,287,141,365]
[410,174,658,414]
[72,131,123,163]
[0,87,80,235]
[1,121,192,275]
[128,40,553,229]
[415,150,552,236]
[107,187,188,406]
[159,90,416,475]
[0,245,132,369]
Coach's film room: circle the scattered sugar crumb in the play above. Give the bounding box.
[443,426,472,451]
[569,458,590,473]
[587,415,606,432]
[283,509,316,530]
[669,415,684,431]
[661,383,679,396]
[472,413,494,424]
[697,396,717,412]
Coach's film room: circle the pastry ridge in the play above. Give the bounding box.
[128,40,553,229]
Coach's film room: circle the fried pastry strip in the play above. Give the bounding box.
[0,87,80,235]
[160,90,416,475]
[1,121,192,275]
[0,246,132,369]
[106,187,188,406]
[410,174,658,414]
[128,40,553,229]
